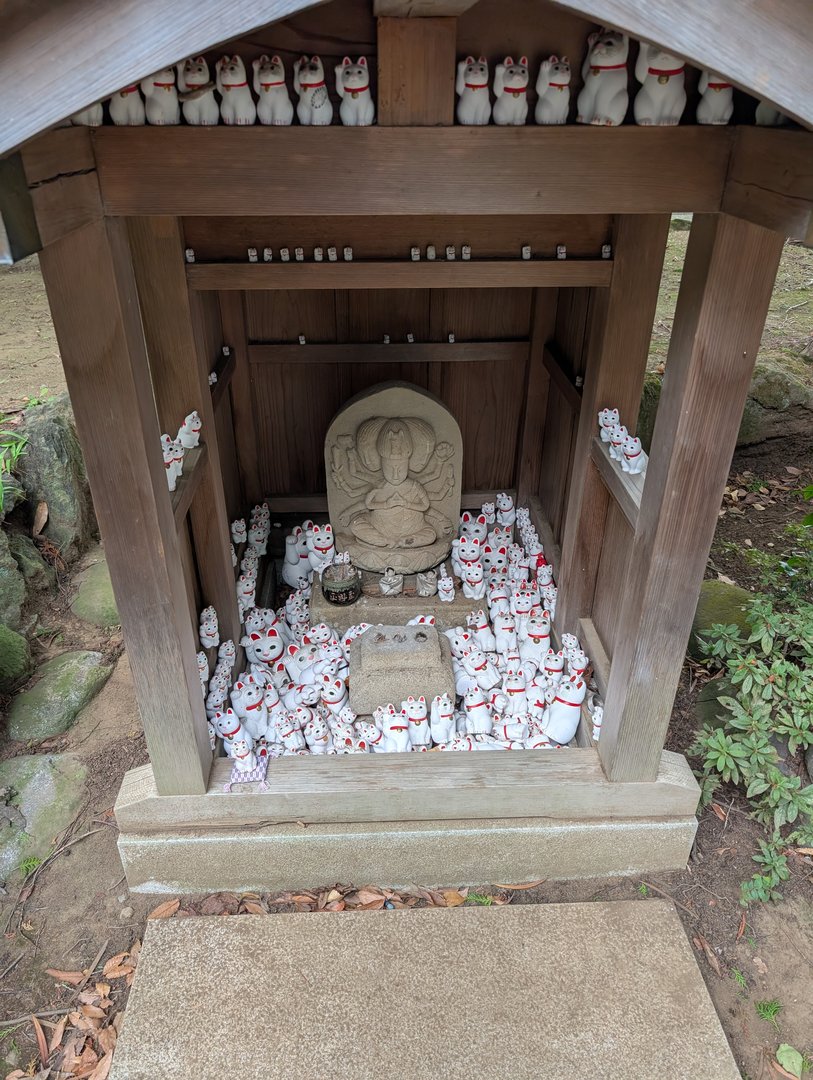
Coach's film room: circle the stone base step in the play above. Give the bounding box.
[110,902,739,1080]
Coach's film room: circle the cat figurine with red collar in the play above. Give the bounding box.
[541,648,565,687]
[303,713,331,754]
[452,535,482,578]
[280,713,307,753]
[306,524,336,574]
[294,56,333,126]
[542,676,586,744]
[214,707,250,749]
[608,423,629,461]
[335,56,374,126]
[519,614,551,666]
[535,56,571,125]
[176,57,219,125]
[282,535,307,589]
[463,687,493,735]
[634,43,686,126]
[621,435,648,475]
[493,56,529,126]
[321,675,349,715]
[482,543,508,576]
[501,668,528,716]
[598,407,620,442]
[467,609,496,653]
[576,29,629,126]
[109,82,145,126]
[461,647,501,693]
[430,693,456,746]
[228,737,257,773]
[438,564,456,602]
[495,492,516,530]
[460,511,489,544]
[252,55,294,126]
[402,696,431,747]
[231,679,268,740]
[456,57,492,126]
[141,68,180,125]
[199,607,219,649]
[243,626,284,667]
[493,611,518,658]
[696,71,733,125]
[461,559,487,601]
[567,649,590,678]
[381,708,412,753]
[216,55,256,125]
[177,411,201,449]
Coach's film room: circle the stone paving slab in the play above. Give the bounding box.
[110,902,740,1080]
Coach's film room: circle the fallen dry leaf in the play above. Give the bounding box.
[442,890,466,907]
[493,880,545,890]
[240,901,267,916]
[753,956,768,975]
[103,963,134,980]
[200,892,240,916]
[792,846,813,857]
[325,900,345,911]
[45,968,85,985]
[88,1052,113,1080]
[102,953,128,976]
[31,1015,49,1067]
[770,1061,799,1080]
[326,888,343,904]
[693,933,722,977]
[359,898,386,910]
[357,888,385,905]
[736,911,747,942]
[290,893,317,904]
[710,803,727,823]
[785,465,801,475]
[80,1005,108,1020]
[97,1027,117,1055]
[48,1015,67,1055]
[95,983,111,998]
[147,898,180,920]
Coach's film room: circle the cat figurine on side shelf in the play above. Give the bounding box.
[141,68,180,125]
[493,56,529,126]
[199,606,219,649]
[231,519,247,545]
[696,72,733,125]
[621,434,648,475]
[598,407,620,442]
[109,84,145,126]
[634,43,686,126]
[535,56,571,125]
[253,55,294,126]
[576,29,629,126]
[456,56,491,126]
[71,102,103,126]
[608,423,628,461]
[294,56,333,126]
[335,56,375,126]
[177,57,219,125]
[217,56,256,125]
[177,411,201,449]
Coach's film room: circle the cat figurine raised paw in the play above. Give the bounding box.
[696,71,733,126]
[493,56,529,126]
[109,84,145,126]
[253,55,293,126]
[177,57,219,125]
[217,56,256,125]
[430,693,456,746]
[456,56,491,126]
[634,43,686,126]
[141,69,180,125]
[535,56,571,125]
[335,56,374,126]
[577,29,628,126]
[294,56,333,126]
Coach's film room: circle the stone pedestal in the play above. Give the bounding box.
[348,624,455,715]
[310,573,475,634]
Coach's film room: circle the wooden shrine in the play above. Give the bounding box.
[1,0,811,890]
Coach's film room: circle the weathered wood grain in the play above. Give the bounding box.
[377,17,456,125]
[248,342,529,365]
[516,290,555,506]
[590,435,643,529]
[722,129,813,240]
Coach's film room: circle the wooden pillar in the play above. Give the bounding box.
[556,215,670,632]
[38,218,212,796]
[128,216,242,650]
[516,289,556,506]
[599,214,784,783]
[377,17,456,125]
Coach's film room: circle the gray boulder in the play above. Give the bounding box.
[8,531,57,594]
[15,394,96,563]
[7,650,113,743]
[0,623,33,694]
[0,530,25,629]
[689,579,753,660]
[71,552,119,628]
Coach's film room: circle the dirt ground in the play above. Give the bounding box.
[0,247,811,1080]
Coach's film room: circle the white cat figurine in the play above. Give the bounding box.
[177,411,201,449]
[493,56,529,126]
[608,423,628,461]
[141,69,180,125]
[430,694,456,746]
[335,56,374,126]
[217,56,256,125]
[755,101,789,127]
[252,55,293,126]
[174,57,218,126]
[294,56,333,126]
[306,524,335,575]
[71,102,104,126]
[598,407,620,442]
[109,85,145,126]
[461,560,486,601]
[634,43,686,126]
[696,71,733,126]
[456,57,491,126]
[535,56,571,125]
[543,676,586,744]
[437,564,456,602]
[576,29,629,126]
[621,434,648,475]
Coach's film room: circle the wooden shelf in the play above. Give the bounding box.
[248,341,529,366]
[171,443,207,526]
[210,348,236,410]
[187,259,612,291]
[590,436,644,528]
[543,347,582,413]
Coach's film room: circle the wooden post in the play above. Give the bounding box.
[557,215,670,632]
[377,17,456,125]
[38,218,212,796]
[516,289,556,506]
[599,214,785,783]
[128,216,242,650]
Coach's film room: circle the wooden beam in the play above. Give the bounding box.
[0,153,41,264]
[210,348,236,412]
[20,128,96,185]
[579,616,610,699]
[187,259,612,290]
[722,129,813,240]
[248,342,529,365]
[542,346,582,414]
[589,436,642,529]
[128,216,243,652]
[377,17,456,125]
[516,290,556,506]
[375,0,477,14]
[219,293,260,508]
[38,218,212,796]
[115,747,700,832]
[599,214,784,784]
[557,215,670,634]
[171,443,208,526]
[28,171,102,247]
[93,127,732,217]
[551,0,813,127]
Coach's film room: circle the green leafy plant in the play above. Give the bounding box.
[730,968,748,992]
[776,1044,808,1079]
[23,385,54,409]
[0,416,27,515]
[755,999,783,1030]
[693,596,813,906]
[17,855,42,877]
[466,893,493,906]
[637,883,649,897]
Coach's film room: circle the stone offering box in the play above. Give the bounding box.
[3,0,810,892]
[349,625,454,715]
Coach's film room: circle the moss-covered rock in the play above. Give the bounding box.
[7,650,113,743]
[637,372,662,454]
[8,532,57,594]
[0,754,87,880]
[0,623,33,693]
[689,580,753,660]
[736,363,813,446]
[0,530,26,629]
[71,555,119,628]
[694,676,734,730]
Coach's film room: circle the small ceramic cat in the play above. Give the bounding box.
[294,56,333,126]
[634,43,686,126]
[430,693,456,746]
[576,29,629,126]
[109,84,145,126]
[402,696,430,747]
[755,101,790,127]
[216,56,256,125]
[456,56,491,126]
[71,102,104,126]
[463,686,493,735]
[535,56,571,125]
[229,736,257,772]
[306,524,335,574]
[231,519,247,544]
[199,607,219,649]
[461,647,501,692]
[495,492,516,529]
[696,71,733,125]
[621,434,648,475]
[493,56,529,126]
[467,609,496,653]
[177,57,219,126]
[542,676,586,744]
[140,68,180,125]
[335,56,374,126]
[461,560,486,600]
[608,423,629,461]
[252,55,293,126]
[381,708,412,753]
[177,411,201,449]
[437,564,456,602]
[460,512,489,544]
[452,535,482,578]
[598,407,620,442]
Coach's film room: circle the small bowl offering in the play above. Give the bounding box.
[321,558,361,606]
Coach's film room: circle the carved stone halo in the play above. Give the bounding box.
[325,382,463,574]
